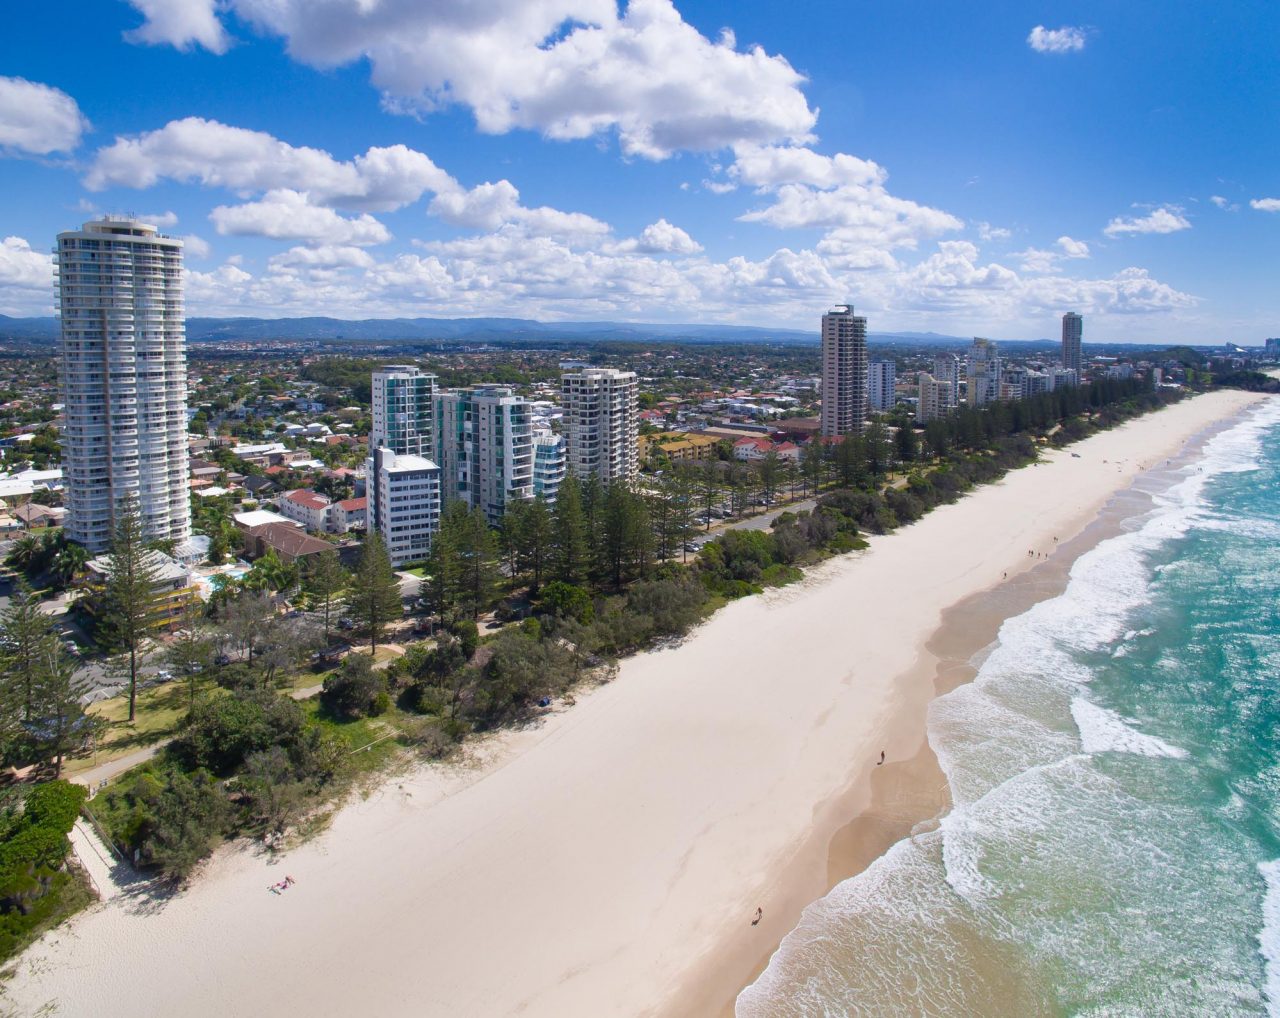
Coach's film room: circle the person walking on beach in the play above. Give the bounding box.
[752,907,763,926]
[878,750,885,766]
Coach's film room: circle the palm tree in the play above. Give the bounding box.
[5,533,42,576]
[52,540,90,588]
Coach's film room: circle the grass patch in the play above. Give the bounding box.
[65,677,219,778]
[300,700,403,774]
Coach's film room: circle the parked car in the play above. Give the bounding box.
[214,653,231,667]
[154,669,174,682]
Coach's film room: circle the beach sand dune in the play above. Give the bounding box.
[2,390,1265,1018]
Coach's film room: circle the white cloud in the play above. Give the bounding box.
[1056,235,1090,259]
[209,0,818,159]
[141,210,179,228]
[427,179,610,239]
[702,179,738,195]
[610,219,702,255]
[976,221,1012,242]
[124,0,229,54]
[86,118,453,211]
[1027,25,1087,54]
[1103,206,1191,237]
[1251,198,1280,213]
[736,151,961,253]
[0,76,89,155]
[209,190,392,246]
[180,234,212,259]
[1209,195,1233,210]
[0,236,54,292]
[269,246,376,270]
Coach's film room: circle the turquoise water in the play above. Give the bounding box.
[739,398,1280,1017]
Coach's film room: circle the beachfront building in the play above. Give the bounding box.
[533,431,566,504]
[56,217,191,552]
[368,364,441,564]
[372,449,441,567]
[562,367,639,484]
[1062,312,1083,380]
[868,360,897,412]
[917,372,953,423]
[435,386,535,526]
[966,338,1002,407]
[820,304,869,437]
[933,354,961,408]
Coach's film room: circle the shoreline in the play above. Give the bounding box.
[3,390,1269,1018]
[678,397,1266,1018]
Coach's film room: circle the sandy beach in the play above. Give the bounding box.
[2,389,1266,1018]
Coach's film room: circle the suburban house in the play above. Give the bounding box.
[242,522,334,565]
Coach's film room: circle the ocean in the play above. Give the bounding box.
[738,398,1280,1017]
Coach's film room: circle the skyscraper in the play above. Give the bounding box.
[367,364,441,565]
[56,217,190,552]
[533,431,567,504]
[966,338,1002,407]
[916,372,951,423]
[820,305,868,437]
[933,353,960,408]
[868,359,897,412]
[435,385,535,526]
[562,368,639,483]
[1062,312,1083,381]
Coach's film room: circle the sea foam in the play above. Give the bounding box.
[1070,697,1188,759]
[1261,859,1280,1017]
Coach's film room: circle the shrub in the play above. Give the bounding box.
[321,654,388,720]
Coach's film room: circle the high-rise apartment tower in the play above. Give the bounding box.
[56,217,190,552]
[561,368,638,483]
[820,305,868,437]
[435,386,535,526]
[1061,312,1083,381]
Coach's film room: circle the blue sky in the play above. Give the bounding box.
[0,0,1276,342]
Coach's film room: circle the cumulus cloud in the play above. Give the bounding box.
[428,179,610,239]
[86,118,453,211]
[0,76,89,155]
[1209,195,1236,210]
[1027,25,1087,54]
[1103,205,1191,237]
[0,236,54,292]
[125,0,230,54]
[610,219,702,255]
[1056,235,1090,259]
[209,190,392,245]
[180,234,211,258]
[269,245,376,270]
[976,221,1012,242]
[160,0,816,159]
[1251,198,1280,212]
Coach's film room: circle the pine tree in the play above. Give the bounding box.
[346,531,402,652]
[457,506,499,619]
[519,497,553,594]
[0,579,61,722]
[551,473,589,585]
[33,646,88,778]
[98,494,160,722]
[303,551,349,646]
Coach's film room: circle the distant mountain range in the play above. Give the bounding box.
[0,312,1053,348]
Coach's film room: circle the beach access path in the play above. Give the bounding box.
[3,389,1266,1018]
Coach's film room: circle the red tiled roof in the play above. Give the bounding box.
[246,522,332,558]
[335,497,367,512]
[283,489,330,510]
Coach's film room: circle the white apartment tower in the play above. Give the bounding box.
[368,365,441,565]
[966,338,1002,407]
[820,305,869,437]
[868,360,897,412]
[436,386,535,526]
[533,431,567,504]
[1062,312,1083,381]
[56,217,190,552]
[562,368,639,483]
[933,354,961,408]
[916,372,951,424]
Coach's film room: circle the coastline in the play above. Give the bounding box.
[688,409,1236,1018]
[3,390,1269,1018]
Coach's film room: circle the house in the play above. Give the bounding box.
[242,474,280,498]
[233,508,298,533]
[243,522,334,564]
[329,496,367,533]
[733,437,773,461]
[13,503,67,528]
[276,489,332,532]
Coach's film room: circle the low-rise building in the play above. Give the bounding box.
[82,551,199,630]
[243,522,335,565]
[276,489,332,532]
[330,496,367,533]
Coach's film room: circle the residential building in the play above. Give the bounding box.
[436,386,535,526]
[371,365,436,456]
[233,508,298,533]
[373,449,441,567]
[562,368,639,483]
[733,437,800,462]
[966,338,1002,407]
[276,489,331,532]
[819,305,868,436]
[1266,338,1280,359]
[637,431,720,464]
[56,217,190,552]
[533,431,566,504]
[330,497,367,533]
[1062,312,1083,380]
[868,360,897,412]
[933,354,961,408]
[242,523,334,565]
[82,550,198,630]
[917,373,953,424]
[369,365,441,562]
